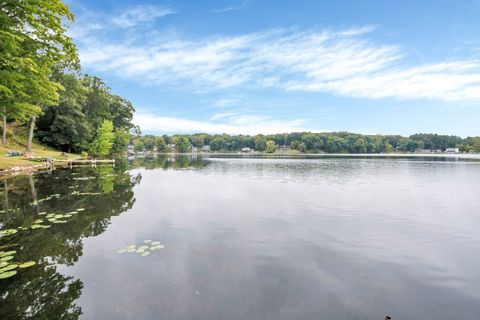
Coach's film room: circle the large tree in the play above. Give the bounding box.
[0,0,78,149]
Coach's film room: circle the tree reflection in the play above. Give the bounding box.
[129,154,208,170]
[0,165,141,319]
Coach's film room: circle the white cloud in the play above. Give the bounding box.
[213,6,241,13]
[75,12,480,103]
[134,113,317,135]
[111,5,175,28]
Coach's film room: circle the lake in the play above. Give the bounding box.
[1,155,480,320]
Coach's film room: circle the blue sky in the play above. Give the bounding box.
[68,0,480,136]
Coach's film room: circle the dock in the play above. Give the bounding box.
[53,159,115,167]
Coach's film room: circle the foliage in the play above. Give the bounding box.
[90,120,114,157]
[265,140,276,153]
[0,0,79,148]
[174,137,192,153]
[134,132,479,154]
[134,141,144,152]
[36,73,135,154]
[156,137,170,153]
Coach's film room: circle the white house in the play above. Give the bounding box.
[445,148,460,153]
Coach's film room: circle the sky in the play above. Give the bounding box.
[67,0,480,137]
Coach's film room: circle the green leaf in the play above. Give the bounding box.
[0,251,16,257]
[0,264,18,273]
[0,270,17,279]
[18,261,36,268]
[0,256,14,262]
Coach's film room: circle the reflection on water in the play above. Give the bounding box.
[1,155,480,320]
[0,164,141,319]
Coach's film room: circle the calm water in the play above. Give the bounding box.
[1,155,480,320]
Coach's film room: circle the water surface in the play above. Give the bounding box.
[1,155,480,319]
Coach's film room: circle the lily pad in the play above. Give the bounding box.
[117,249,127,253]
[0,229,18,236]
[38,212,47,215]
[77,208,85,211]
[52,220,67,224]
[0,270,17,279]
[0,264,18,273]
[144,240,152,243]
[151,241,161,245]
[0,261,9,268]
[0,256,14,262]
[126,245,136,250]
[0,251,16,257]
[18,261,36,268]
[31,224,45,229]
[141,252,151,256]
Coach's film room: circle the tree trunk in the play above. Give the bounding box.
[27,115,36,151]
[3,179,8,212]
[2,106,6,145]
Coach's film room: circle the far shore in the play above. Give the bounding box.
[135,151,480,159]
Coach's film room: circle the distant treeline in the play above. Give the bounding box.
[135,132,480,153]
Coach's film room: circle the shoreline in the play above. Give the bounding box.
[0,161,53,176]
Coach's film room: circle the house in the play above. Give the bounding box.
[469,150,480,154]
[202,145,211,152]
[241,147,253,152]
[445,148,460,154]
[415,149,431,154]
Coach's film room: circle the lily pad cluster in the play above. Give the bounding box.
[30,194,61,206]
[117,240,165,257]
[72,176,96,181]
[45,208,86,224]
[0,251,36,280]
[0,208,87,238]
[0,229,18,237]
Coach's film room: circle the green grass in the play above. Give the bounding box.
[0,123,79,170]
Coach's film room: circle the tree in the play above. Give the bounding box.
[254,136,266,151]
[156,137,170,153]
[142,136,156,151]
[90,120,114,157]
[36,73,90,152]
[111,128,130,155]
[134,141,144,152]
[265,140,276,153]
[0,0,79,150]
[297,142,307,153]
[175,137,192,153]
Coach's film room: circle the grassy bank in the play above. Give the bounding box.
[0,142,79,170]
[0,123,79,171]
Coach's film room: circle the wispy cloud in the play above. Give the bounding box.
[75,9,480,103]
[111,5,175,28]
[213,6,241,13]
[134,113,316,135]
[213,1,252,13]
